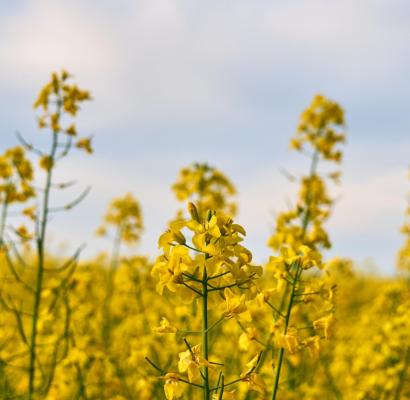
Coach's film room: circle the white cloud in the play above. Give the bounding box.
[1,0,409,131]
[0,2,119,86]
[329,170,407,234]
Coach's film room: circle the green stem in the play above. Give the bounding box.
[102,225,122,351]
[301,149,320,233]
[271,149,320,399]
[28,130,59,399]
[271,263,301,400]
[110,224,122,271]
[202,265,209,400]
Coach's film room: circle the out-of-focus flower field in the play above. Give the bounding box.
[0,71,408,400]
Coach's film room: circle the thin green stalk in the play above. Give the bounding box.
[110,224,122,272]
[301,149,320,233]
[271,264,301,400]
[98,225,123,398]
[28,130,59,400]
[102,224,122,345]
[271,148,320,399]
[202,265,210,400]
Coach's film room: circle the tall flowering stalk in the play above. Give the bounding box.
[148,164,261,399]
[147,163,262,400]
[25,70,92,399]
[97,193,143,344]
[151,202,262,399]
[266,94,346,399]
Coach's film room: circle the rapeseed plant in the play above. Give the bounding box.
[265,94,345,399]
[150,202,262,399]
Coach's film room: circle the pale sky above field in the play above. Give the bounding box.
[0,1,409,274]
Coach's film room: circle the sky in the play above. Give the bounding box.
[0,0,409,274]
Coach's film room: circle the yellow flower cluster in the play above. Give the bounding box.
[153,203,260,298]
[172,163,237,218]
[0,146,34,204]
[34,70,91,116]
[268,94,345,253]
[291,94,345,162]
[97,193,143,244]
[34,70,93,162]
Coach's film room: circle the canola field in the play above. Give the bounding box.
[0,71,409,400]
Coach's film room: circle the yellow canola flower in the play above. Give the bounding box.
[161,373,184,400]
[277,327,300,354]
[152,245,191,295]
[158,220,187,250]
[222,288,252,322]
[188,213,221,237]
[50,113,60,132]
[15,224,33,240]
[0,157,12,179]
[239,326,258,351]
[241,353,261,375]
[298,245,322,269]
[313,313,334,339]
[188,212,222,255]
[76,137,93,154]
[65,124,77,136]
[255,288,276,308]
[22,206,37,220]
[39,155,53,171]
[178,344,214,383]
[302,335,321,357]
[269,245,322,272]
[239,354,266,393]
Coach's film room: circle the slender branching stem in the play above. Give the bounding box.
[270,148,320,399]
[28,125,59,400]
[271,263,302,400]
[102,224,122,346]
[202,262,210,400]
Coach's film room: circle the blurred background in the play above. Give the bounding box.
[0,0,409,273]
